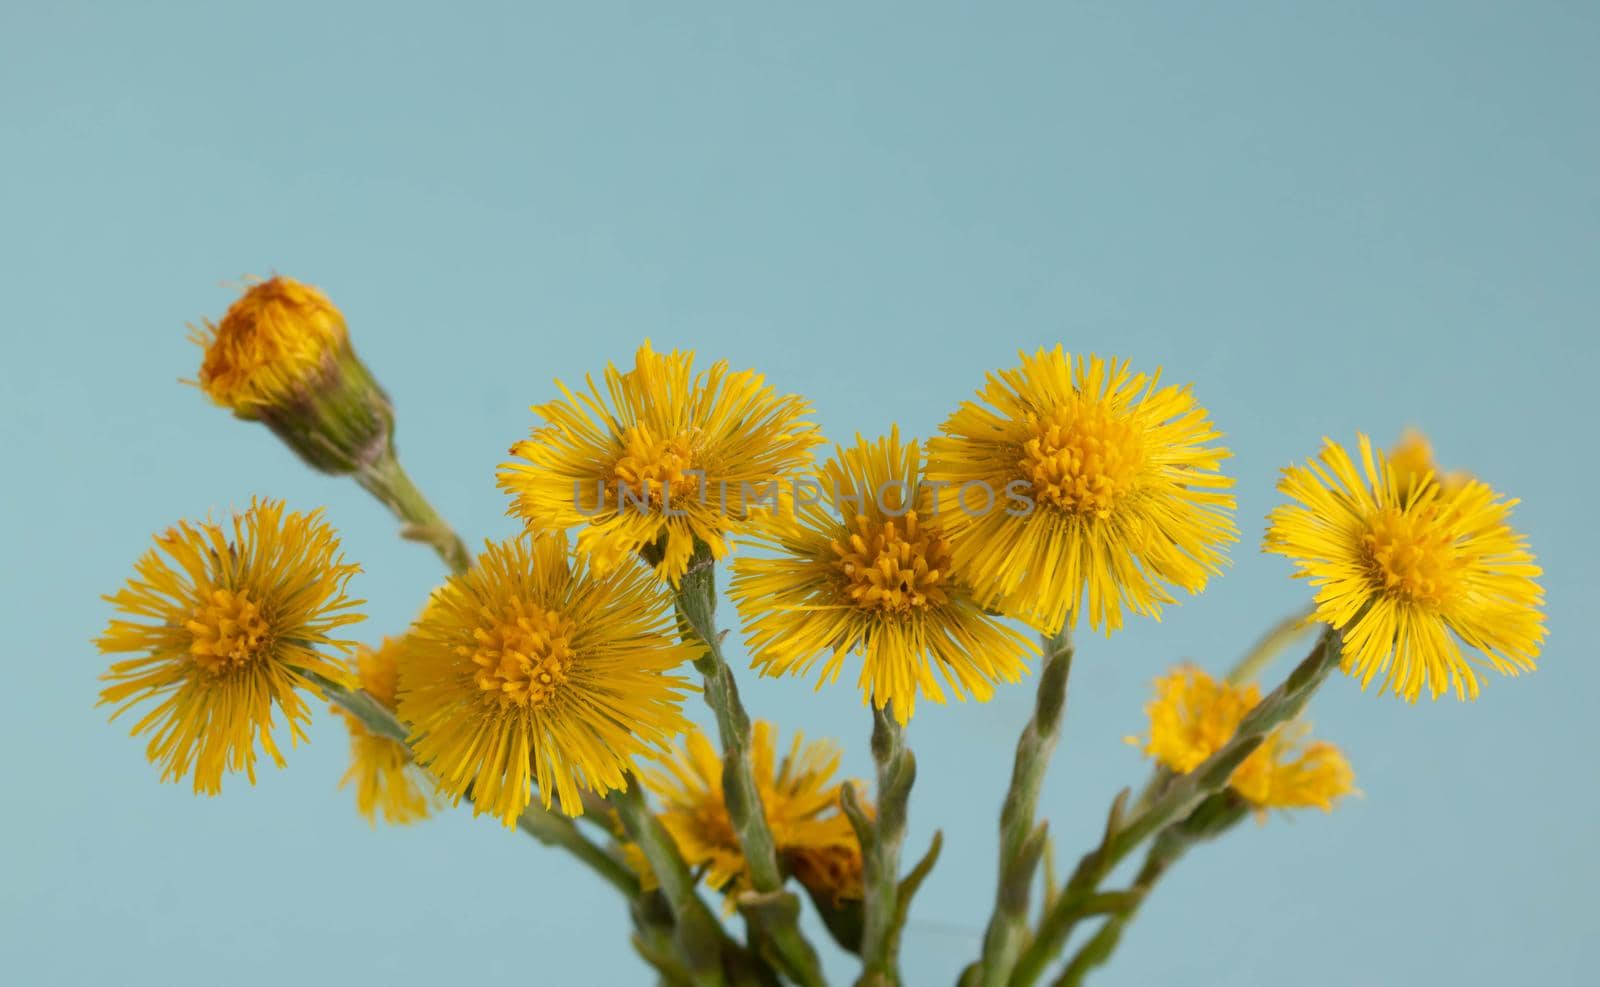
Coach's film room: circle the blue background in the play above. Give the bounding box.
[3,2,1595,984]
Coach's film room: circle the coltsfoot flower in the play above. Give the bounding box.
[637,721,857,896]
[191,276,395,475]
[927,348,1237,635]
[1266,434,1545,701]
[1388,428,1470,500]
[1131,665,1355,814]
[497,342,822,584]
[335,636,433,826]
[732,429,1035,724]
[96,499,363,794]
[396,533,696,823]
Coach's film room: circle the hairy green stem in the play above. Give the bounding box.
[966,627,1075,987]
[1009,628,1340,987]
[355,444,472,573]
[671,543,825,987]
[847,701,915,987]
[611,781,733,987]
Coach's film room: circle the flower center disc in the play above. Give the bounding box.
[1362,506,1465,608]
[833,511,952,613]
[613,425,699,508]
[1019,404,1146,517]
[187,588,272,672]
[470,601,578,708]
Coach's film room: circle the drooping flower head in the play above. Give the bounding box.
[732,429,1035,724]
[1265,434,1545,701]
[1131,665,1355,815]
[96,499,363,794]
[637,721,858,896]
[927,348,1237,635]
[497,342,822,584]
[190,276,396,476]
[334,636,433,826]
[397,532,696,823]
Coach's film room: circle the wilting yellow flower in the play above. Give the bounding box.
[96,499,363,794]
[190,276,396,476]
[1388,428,1470,499]
[732,429,1035,724]
[1266,434,1545,701]
[497,342,822,584]
[1131,666,1355,814]
[926,349,1236,635]
[638,721,857,895]
[335,637,433,826]
[191,276,350,414]
[785,808,866,906]
[397,533,696,823]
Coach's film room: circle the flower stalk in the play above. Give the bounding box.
[843,701,916,987]
[671,541,826,987]
[1010,627,1340,987]
[965,627,1075,987]
[355,443,472,573]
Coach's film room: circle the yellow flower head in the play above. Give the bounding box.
[396,533,696,823]
[785,805,866,906]
[1388,428,1471,500]
[732,429,1035,724]
[191,276,349,414]
[96,499,363,794]
[639,721,857,896]
[1265,434,1545,701]
[1131,665,1355,814]
[927,349,1237,635]
[335,637,433,826]
[497,342,822,584]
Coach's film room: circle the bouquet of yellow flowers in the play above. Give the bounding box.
[96,276,1544,986]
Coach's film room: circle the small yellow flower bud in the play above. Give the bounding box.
[191,276,393,475]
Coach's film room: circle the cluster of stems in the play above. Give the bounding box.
[333,451,1342,986]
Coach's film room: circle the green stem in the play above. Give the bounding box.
[848,701,915,987]
[355,444,472,573]
[967,627,1075,987]
[1226,607,1315,686]
[317,674,639,899]
[1009,628,1340,987]
[672,543,826,987]
[610,780,732,987]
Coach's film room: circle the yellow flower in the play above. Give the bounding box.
[96,499,363,795]
[1265,434,1545,701]
[396,533,696,823]
[191,276,350,414]
[335,637,433,826]
[1131,666,1355,814]
[926,348,1236,635]
[1388,428,1470,499]
[785,810,866,906]
[190,276,397,476]
[638,721,857,896]
[497,342,822,584]
[731,429,1035,724]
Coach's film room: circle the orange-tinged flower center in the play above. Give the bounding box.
[187,588,272,672]
[833,511,951,612]
[1019,404,1146,517]
[1362,506,1465,608]
[468,601,578,708]
[613,426,700,508]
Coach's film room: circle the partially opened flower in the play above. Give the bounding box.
[497,342,822,584]
[190,276,395,476]
[732,429,1034,724]
[96,499,363,794]
[1131,665,1355,815]
[335,636,433,826]
[1266,434,1545,701]
[638,721,857,896]
[1387,428,1470,500]
[397,533,696,823]
[927,348,1236,635]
